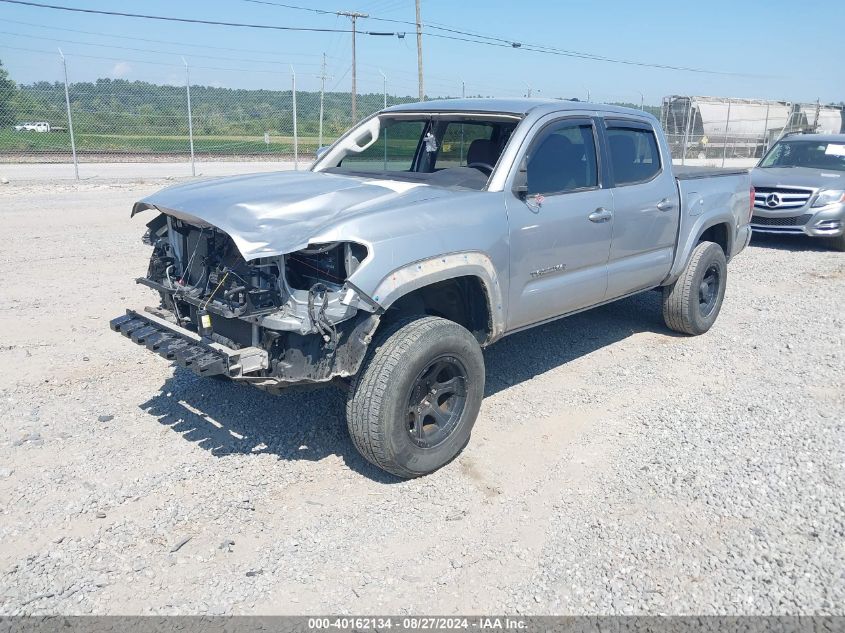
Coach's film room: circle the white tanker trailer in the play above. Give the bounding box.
[661,96,845,158]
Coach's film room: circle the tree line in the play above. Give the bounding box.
[1,62,416,137]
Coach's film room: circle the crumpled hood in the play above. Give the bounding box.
[132,170,444,260]
[751,166,844,190]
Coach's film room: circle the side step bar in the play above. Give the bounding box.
[109,309,268,378]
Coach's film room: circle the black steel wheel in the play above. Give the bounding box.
[662,240,728,335]
[698,263,721,318]
[407,356,468,449]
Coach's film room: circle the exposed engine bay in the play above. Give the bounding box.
[130,213,380,389]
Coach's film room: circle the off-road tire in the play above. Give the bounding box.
[346,316,485,478]
[662,241,727,335]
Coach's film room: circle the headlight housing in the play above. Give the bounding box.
[812,189,845,207]
[285,242,368,290]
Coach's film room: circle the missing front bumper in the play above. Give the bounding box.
[109,309,268,378]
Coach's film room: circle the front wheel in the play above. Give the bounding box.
[662,241,727,335]
[346,316,485,478]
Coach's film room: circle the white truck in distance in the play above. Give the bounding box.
[13,122,59,132]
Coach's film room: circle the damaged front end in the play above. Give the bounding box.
[111,213,381,392]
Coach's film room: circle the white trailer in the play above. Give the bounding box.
[661,96,844,159]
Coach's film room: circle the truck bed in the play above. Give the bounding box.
[667,166,752,284]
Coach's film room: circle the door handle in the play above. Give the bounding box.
[588,207,612,223]
[657,198,675,211]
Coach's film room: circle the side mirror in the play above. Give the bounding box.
[315,145,330,160]
[513,155,529,199]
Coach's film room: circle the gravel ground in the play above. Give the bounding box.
[0,178,842,615]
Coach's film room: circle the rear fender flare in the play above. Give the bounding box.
[665,215,736,286]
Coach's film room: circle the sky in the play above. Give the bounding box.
[0,0,843,106]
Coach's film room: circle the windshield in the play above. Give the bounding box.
[759,139,845,171]
[315,114,520,189]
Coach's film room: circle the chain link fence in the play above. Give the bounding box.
[660,96,845,166]
[1,56,424,176]
[3,55,844,177]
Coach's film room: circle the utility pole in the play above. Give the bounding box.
[183,57,195,177]
[415,0,424,101]
[379,69,387,170]
[291,65,298,170]
[58,49,79,181]
[337,10,367,121]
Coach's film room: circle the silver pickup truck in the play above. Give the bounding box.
[112,98,752,478]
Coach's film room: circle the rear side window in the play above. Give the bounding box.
[607,126,661,185]
[526,122,598,195]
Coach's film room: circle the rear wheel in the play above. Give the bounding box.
[346,316,485,478]
[662,241,727,335]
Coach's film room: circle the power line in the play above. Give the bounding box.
[0,0,358,33]
[329,65,352,92]
[0,17,333,59]
[0,30,322,67]
[239,0,335,16]
[234,0,761,77]
[0,20,478,90]
[0,43,313,75]
[238,0,521,43]
[1,0,762,77]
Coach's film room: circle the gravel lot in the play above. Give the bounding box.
[0,177,842,615]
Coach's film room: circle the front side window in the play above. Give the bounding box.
[526,122,598,195]
[759,140,845,172]
[607,126,661,185]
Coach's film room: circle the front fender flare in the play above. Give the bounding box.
[368,251,506,341]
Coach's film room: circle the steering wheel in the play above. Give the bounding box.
[467,162,494,176]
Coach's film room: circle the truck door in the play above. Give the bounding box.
[505,117,613,331]
[602,119,679,299]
